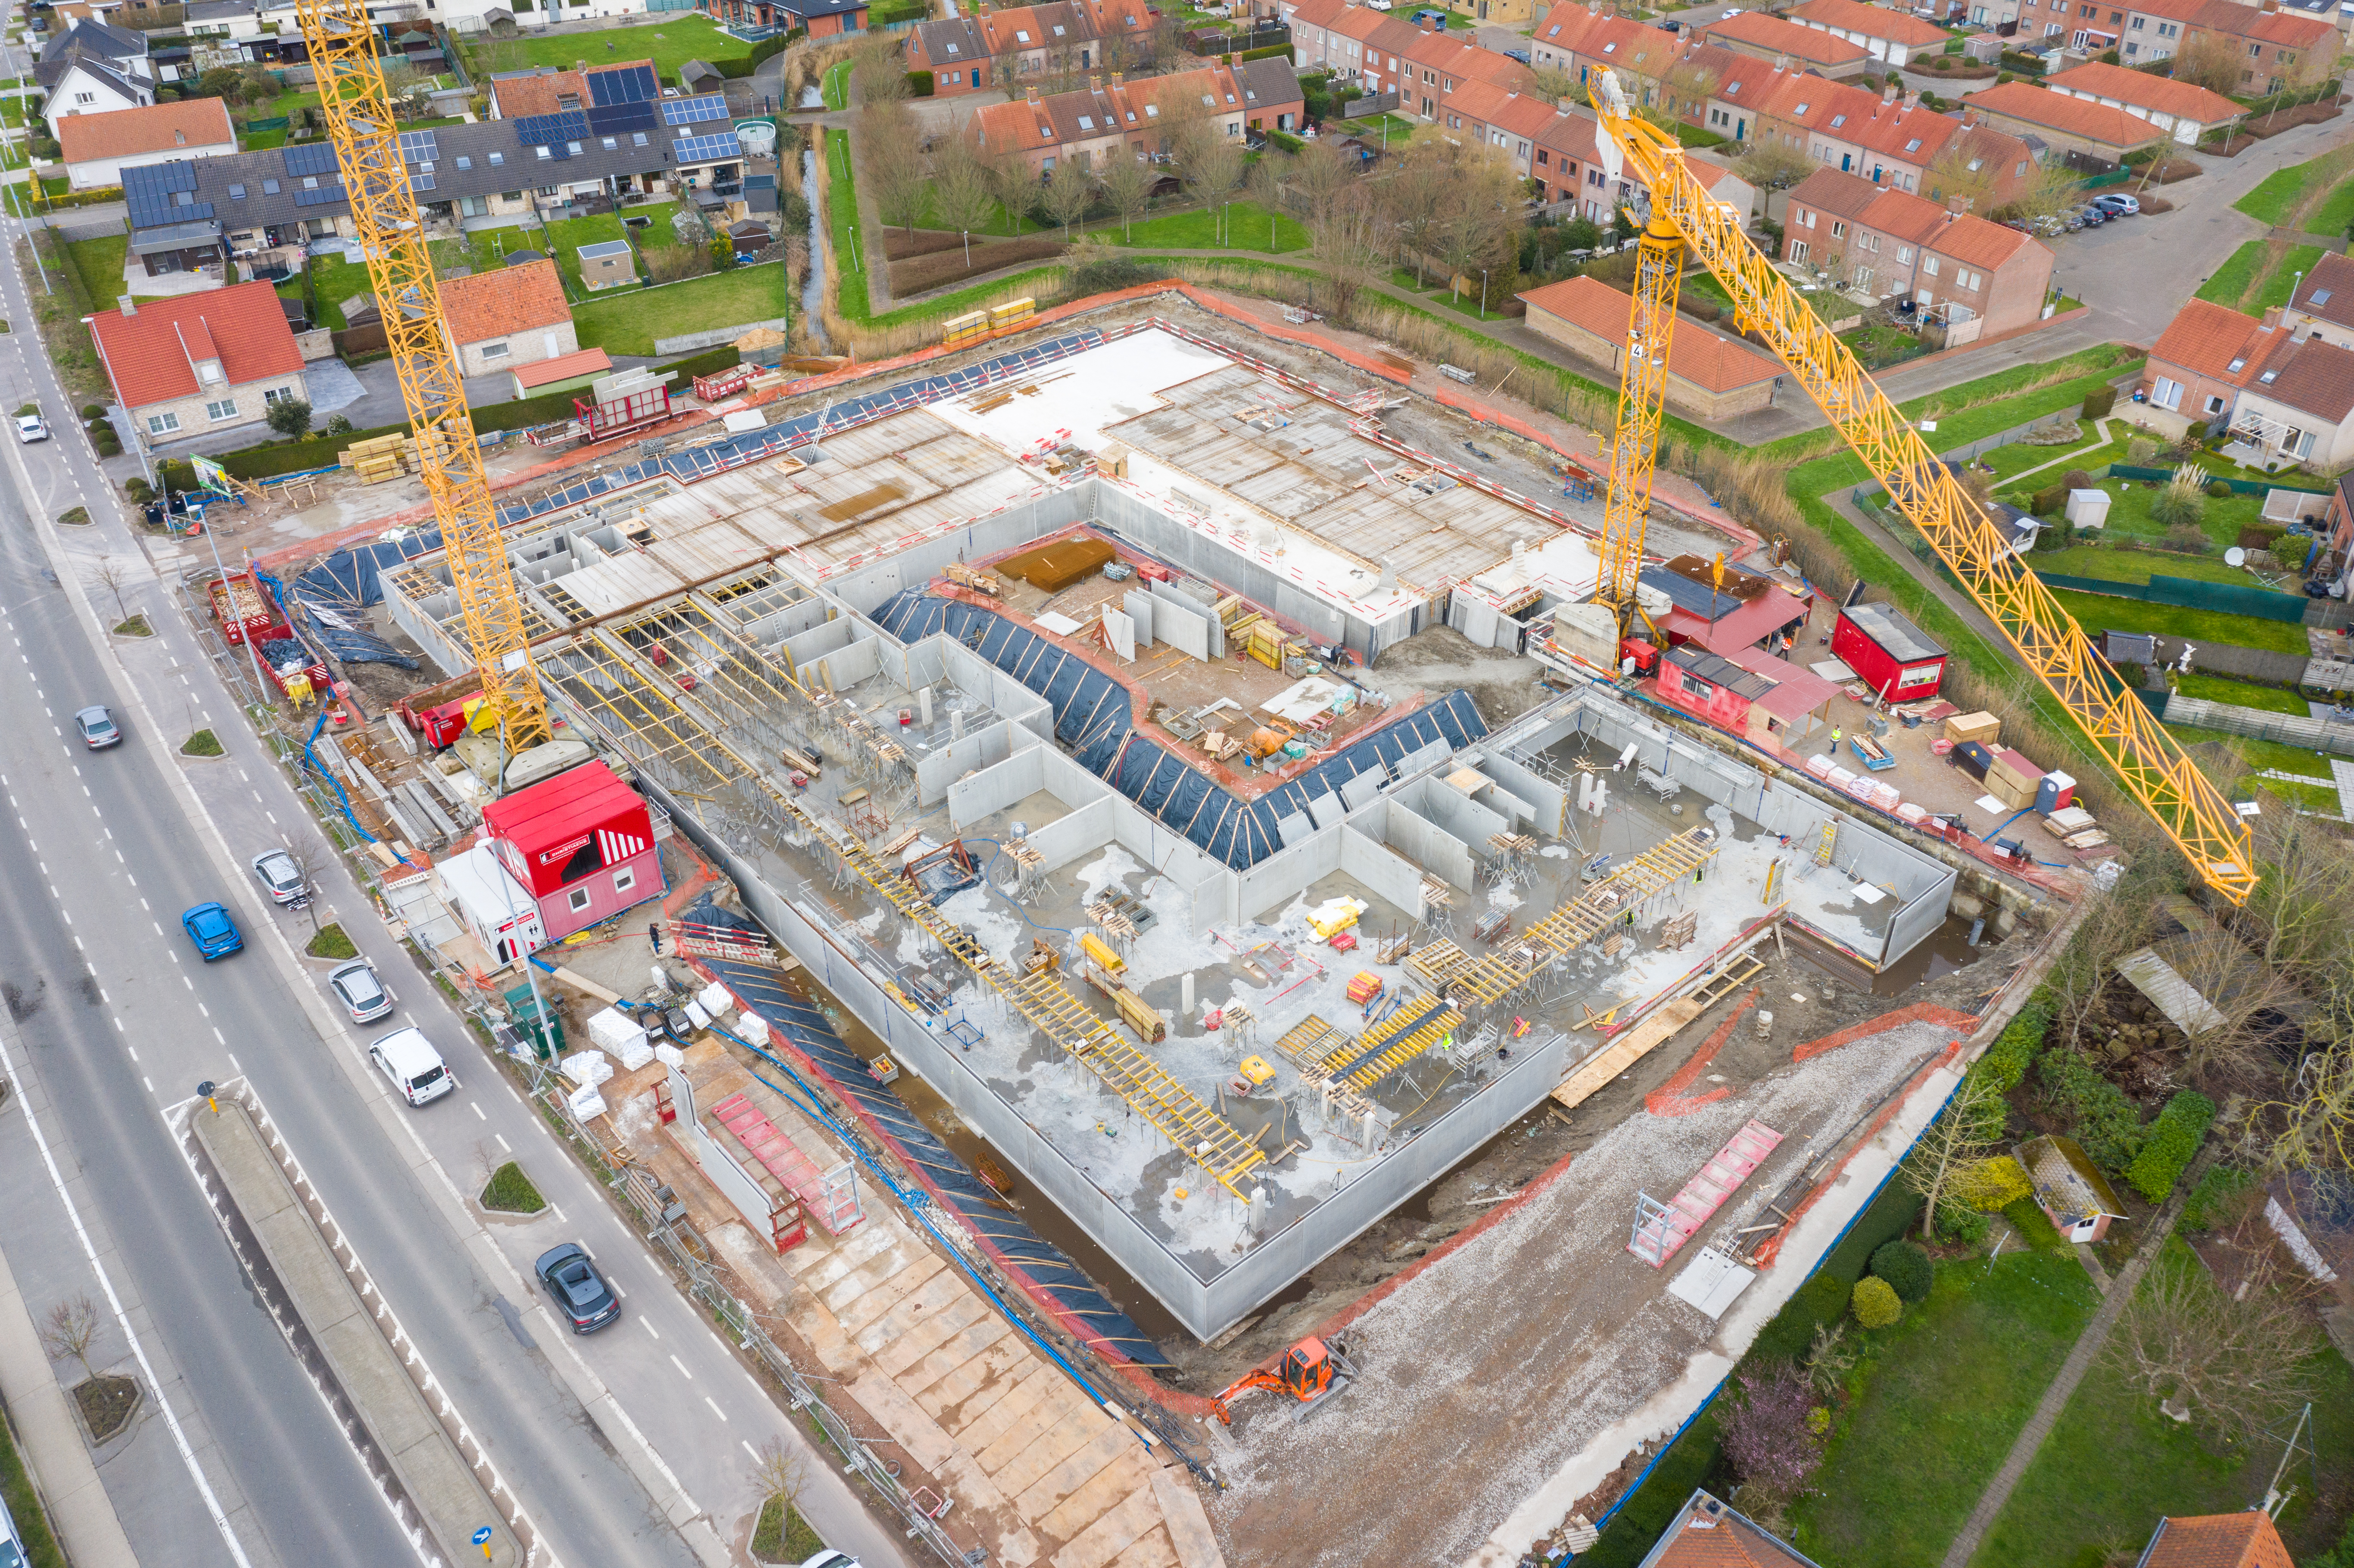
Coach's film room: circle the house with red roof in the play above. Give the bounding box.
[2110,0,2335,88]
[1697,8,1871,77]
[1782,166,2053,334]
[967,64,1254,176]
[1962,79,2172,163]
[1519,274,1784,418]
[2142,296,2354,465]
[2134,1511,2294,1568]
[436,258,579,380]
[2043,59,2242,145]
[1634,1489,1824,1568]
[54,98,234,192]
[1529,3,1685,108]
[86,280,310,446]
[1787,0,1952,65]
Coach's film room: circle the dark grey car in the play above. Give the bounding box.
[535,1243,621,1334]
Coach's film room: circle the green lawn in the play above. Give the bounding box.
[535,203,681,295]
[1791,1253,2100,1568]
[826,127,871,319]
[2233,147,2354,231]
[913,180,1045,237]
[306,252,378,330]
[2196,240,2267,308]
[65,233,126,305]
[2236,163,2310,226]
[2164,722,2341,779]
[2049,587,2313,654]
[1343,113,1420,145]
[2173,671,2314,715]
[1973,1241,2354,1567]
[1980,423,2099,481]
[466,17,749,89]
[2259,244,2328,309]
[2007,467,2266,553]
[823,58,852,112]
[1114,199,1308,255]
[571,263,788,356]
[2031,542,2270,588]
[2304,174,2354,238]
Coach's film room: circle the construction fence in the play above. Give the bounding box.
[2034,571,2312,623]
[2146,693,2354,758]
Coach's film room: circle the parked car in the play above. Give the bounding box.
[181,902,242,961]
[535,1243,622,1334]
[794,1554,860,1568]
[327,959,394,1024]
[250,847,308,906]
[367,1026,454,1106]
[74,705,121,748]
[1504,45,1531,61]
[15,412,47,444]
[2073,204,2106,226]
[2092,192,2140,215]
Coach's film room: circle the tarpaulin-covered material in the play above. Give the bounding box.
[289,530,447,610]
[871,591,1488,868]
[257,566,424,670]
[681,905,1168,1366]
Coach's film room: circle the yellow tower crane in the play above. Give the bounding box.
[1582,70,2256,903]
[294,0,552,758]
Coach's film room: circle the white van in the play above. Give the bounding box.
[368,1027,455,1107]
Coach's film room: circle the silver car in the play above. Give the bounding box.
[327,959,393,1024]
[250,848,306,905]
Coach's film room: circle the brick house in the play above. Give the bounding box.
[54,97,235,192]
[1529,3,1685,108]
[2108,0,2335,86]
[1961,80,2173,163]
[2285,251,2354,352]
[87,281,310,446]
[1636,1491,1825,1568]
[1518,275,1785,418]
[1743,75,2035,204]
[438,259,578,380]
[2142,297,2354,465]
[1786,0,1952,65]
[1697,9,1872,77]
[1782,167,2055,334]
[2042,60,2243,145]
[2136,1512,2295,1568]
[966,64,1252,175]
[911,0,1158,96]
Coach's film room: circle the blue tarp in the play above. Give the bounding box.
[682,903,1169,1365]
[870,591,1488,870]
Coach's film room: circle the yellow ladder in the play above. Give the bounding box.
[1814,823,1838,867]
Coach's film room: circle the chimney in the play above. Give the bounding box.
[1903,89,1920,109]
[1962,105,1978,126]
[1089,73,1101,90]
[117,294,135,315]
[1882,80,1897,104]
[1027,85,1040,101]
[2264,305,2285,330]
[1773,50,1789,69]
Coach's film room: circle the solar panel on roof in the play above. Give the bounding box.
[586,100,657,135]
[660,93,730,125]
[293,183,344,208]
[412,170,435,191]
[398,129,438,163]
[516,111,589,146]
[672,131,742,164]
[587,62,657,105]
[125,161,211,228]
[282,141,338,177]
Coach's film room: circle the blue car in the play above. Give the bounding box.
[182,902,242,961]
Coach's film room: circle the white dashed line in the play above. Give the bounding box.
[643,1318,662,1341]
[668,1354,692,1380]
[470,1101,485,1121]
[494,1133,511,1153]
[702,1397,728,1423]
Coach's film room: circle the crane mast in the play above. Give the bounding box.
[1583,71,2256,903]
[1596,208,1685,635]
[295,0,552,756]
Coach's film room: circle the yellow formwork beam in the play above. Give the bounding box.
[1585,70,2254,903]
[1344,1007,1465,1092]
[295,0,549,751]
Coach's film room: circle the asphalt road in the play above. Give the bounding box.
[0,218,912,1568]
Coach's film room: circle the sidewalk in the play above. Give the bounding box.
[0,1240,140,1568]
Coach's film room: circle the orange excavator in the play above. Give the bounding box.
[1208,1335,1361,1426]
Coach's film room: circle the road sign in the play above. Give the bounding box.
[474,1525,495,1559]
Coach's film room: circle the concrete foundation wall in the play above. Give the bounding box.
[1028,794,1120,874]
[915,719,1018,806]
[1149,590,1213,662]
[1094,482,1372,656]
[1476,750,1568,837]
[782,616,856,673]
[1236,822,1344,922]
[1416,778,1510,857]
[815,487,1097,617]
[947,746,1043,830]
[1384,795,1476,892]
[1340,824,1426,919]
[938,638,1056,744]
[803,632,881,694]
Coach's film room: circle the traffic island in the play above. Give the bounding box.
[178,729,222,757]
[66,1374,139,1445]
[187,1093,526,1568]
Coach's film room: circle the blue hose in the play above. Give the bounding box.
[302,713,412,867]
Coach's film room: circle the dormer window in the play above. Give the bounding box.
[2260,368,2279,383]
[1830,113,1846,127]
[2226,356,2246,372]
[1905,137,1921,151]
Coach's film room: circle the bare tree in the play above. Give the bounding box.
[1096,149,1158,242]
[2252,1028,2354,1178]
[931,135,1003,264]
[1432,140,1523,304]
[747,1438,812,1537]
[1992,158,2089,227]
[1383,132,1452,285]
[1285,137,1358,234]
[40,1296,104,1382]
[88,556,140,625]
[2170,30,2245,96]
[2107,1250,2320,1442]
[276,823,338,933]
[849,32,911,104]
[1040,156,1094,239]
[1309,182,1387,323]
[1737,141,1818,193]
[859,99,928,239]
[1529,65,1579,109]
[1900,1070,2006,1240]
[1925,144,1999,215]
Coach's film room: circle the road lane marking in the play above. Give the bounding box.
[470,1101,485,1120]
[494,1132,512,1152]
[669,1354,693,1381]
[741,1439,761,1465]
[212,1028,224,1044]
[126,1046,137,1061]
[703,1397,728,1423]
[181,976,192,989]
[197,1004,208,1017]
[227,1053,240,1071]
[141,1076,152,1092]
[643,1318,662,1341]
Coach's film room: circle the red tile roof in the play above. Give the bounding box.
[1963,80,2170,149]
[1788,0,1949,47]
[2150,299,2272,383]
[2252,335,2354,425]
[2290,250,2354,332]
[87,280,304,410]
[1518,274,1781,393]
[438,258,571,348]
[54,97,233,165]
[1644,1492,1820,1567]
[2045,60,2242,125]
[490,69,585,119]
[1703,9,1868,65]
[512,346,613,389]
[2139,1513,2295,1568]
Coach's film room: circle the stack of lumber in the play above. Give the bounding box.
[341,432,416,484]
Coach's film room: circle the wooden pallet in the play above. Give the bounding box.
[1550,997,1705,1110]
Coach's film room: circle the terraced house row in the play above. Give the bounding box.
[904,0,1161,97]
[964,59,1304,174]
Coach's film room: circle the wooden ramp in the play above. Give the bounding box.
[1550,997,1705,1111]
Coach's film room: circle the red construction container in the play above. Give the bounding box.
[481,759,665,942]
[576,384,672,444]
[693,364,758,402]
[208,572,290,647]
[1832,602,1947,701]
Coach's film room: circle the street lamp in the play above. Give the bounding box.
[1479,267,1489,320]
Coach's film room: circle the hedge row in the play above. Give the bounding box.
[2124,1089,2215,1201]
[1971,988,2050,1094]
[2037,1039,2146,1173]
